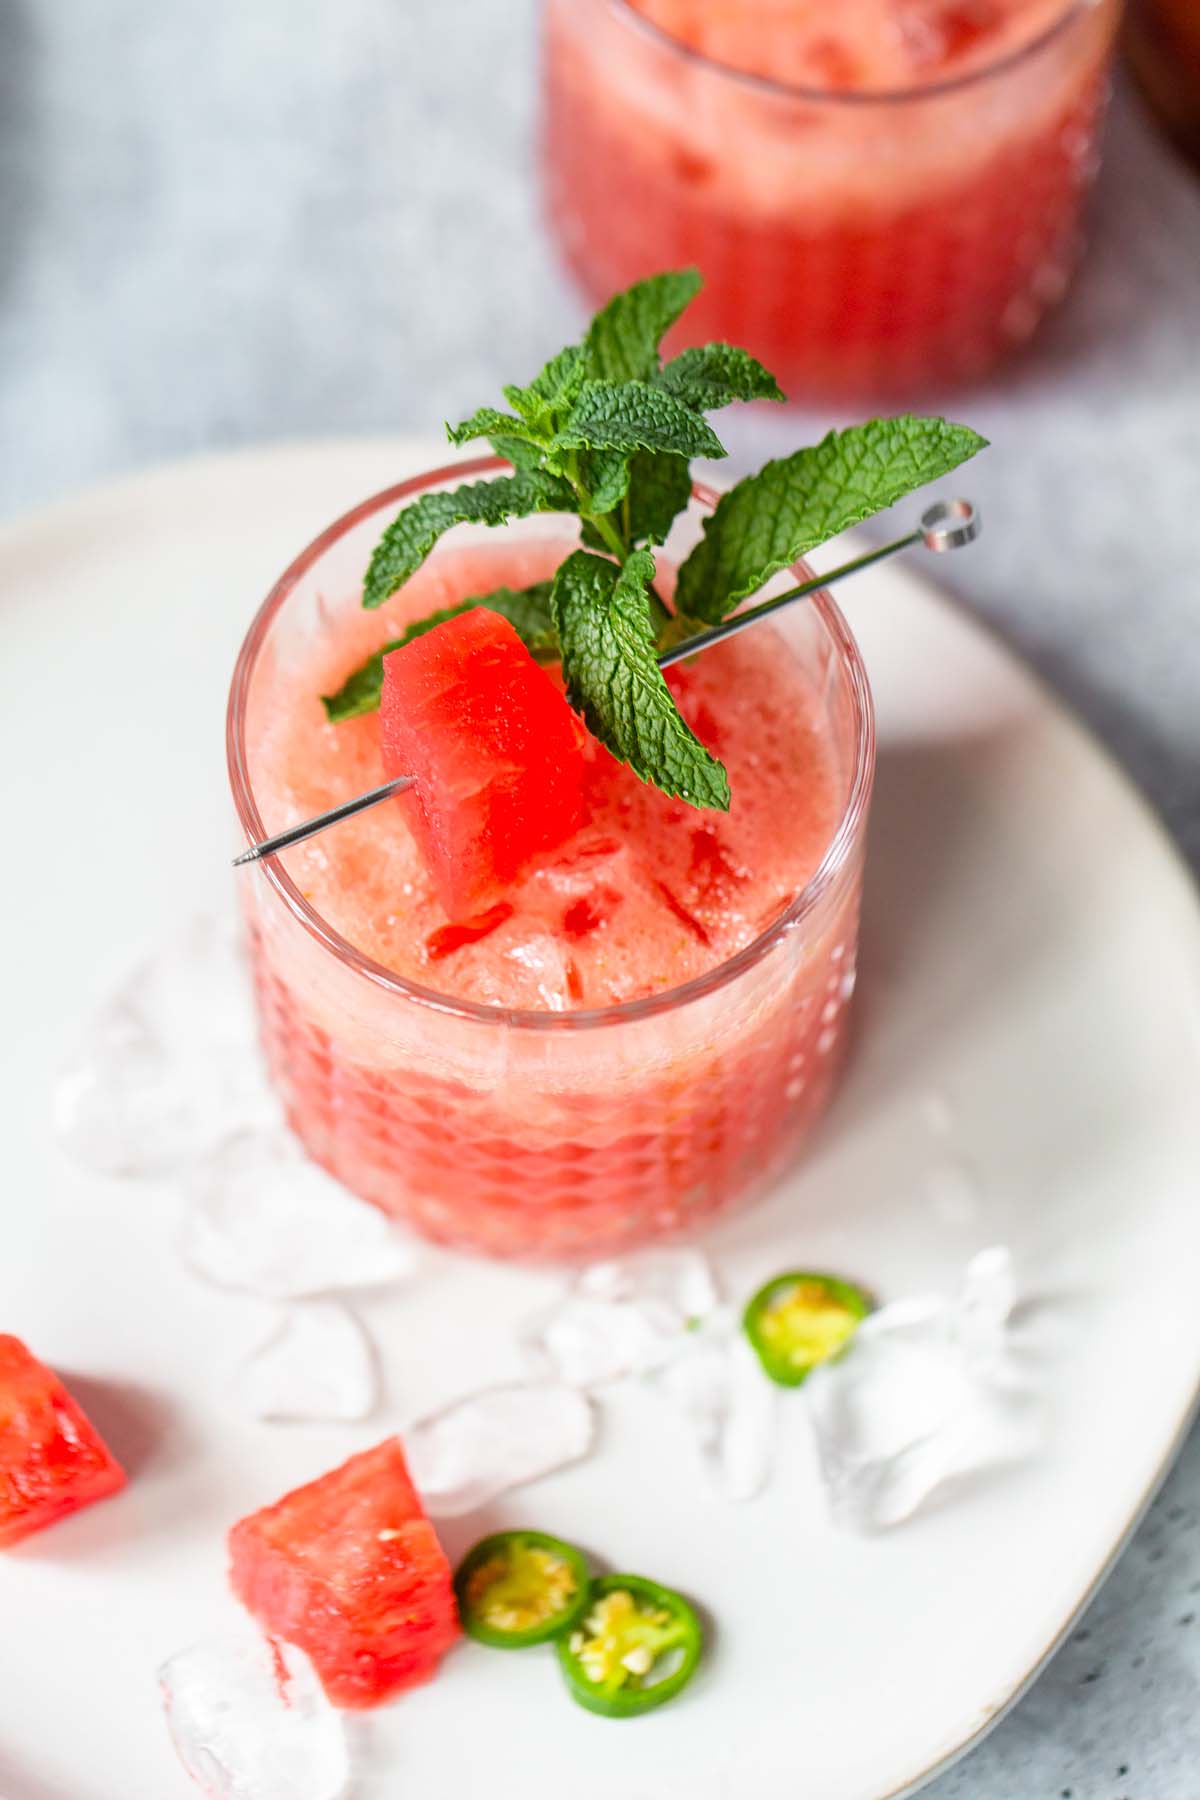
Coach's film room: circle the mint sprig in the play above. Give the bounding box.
[330,270,988,813]
[552,549,729,811]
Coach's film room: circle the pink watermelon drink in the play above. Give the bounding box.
[542,0,1120,399]
[229,463,871,1258]
[229,276,984,1258]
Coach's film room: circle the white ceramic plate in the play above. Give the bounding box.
[2,440,1199,1800]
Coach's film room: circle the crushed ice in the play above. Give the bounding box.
[239,1303,378,1424]
[182,1128,418,1299]
[805,1247,1037,1531]
[658,1321,778,1503]
[54,915,277,1178]
[522,1250,777,1501]
[57,921,1037,1536]
[159,1634,349,1800]
[522,1248,720,1386]
[54,913,420,1428]
[405,1382,594,1517]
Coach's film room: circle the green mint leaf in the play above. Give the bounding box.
[656,343,785,411]
[322,582,558,722]
[577,448,634,515]
[363,472,572,610]
[585,269,703,383]
[504,344,587,429]
[626,450,693,546]
[675,415,988,622]
[446,407,547,472]
[550,379,726,465]
[580,449,693,554]
[321,649,397,723]
[645,583,673,640]
[552,548,729,811]
[489,433,548,473]
[446,407,543,455]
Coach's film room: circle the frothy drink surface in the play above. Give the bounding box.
[627,0,1075,92]
[247,541,840,1010]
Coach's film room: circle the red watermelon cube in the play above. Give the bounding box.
[0,1336,127,1547]
[228,1437,459,1709]
[381,606,586,920]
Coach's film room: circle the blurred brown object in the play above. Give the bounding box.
[1126,0,1200,166]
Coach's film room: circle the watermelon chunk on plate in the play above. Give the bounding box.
[228,1436,460,1709]
[0,1335,127,1547]
[381,606,587,921]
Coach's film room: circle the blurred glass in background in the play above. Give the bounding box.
[541,0,1123,401]
[1126,0,1200,165]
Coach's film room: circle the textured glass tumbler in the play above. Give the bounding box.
[227,461,874,1261]
[542,0,1122,401]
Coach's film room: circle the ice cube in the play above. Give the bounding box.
[524,1296,677,1388]
[405,1383,594,1517]
[523,1249,720,1386]
[955,1244,1017,1356]
[54,914,276,1178]
[239,1303,378,1423]
[458,930,576,1010]
[503,933,575,1010]
[805,1247,1037,1531]
[658,1324,778,1502]
[578,1248,719,1317]
[159,1633,349,1800]
[531,835,633,900]
[181,1128,418,1298]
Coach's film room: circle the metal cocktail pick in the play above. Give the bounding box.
[232,498,980,868]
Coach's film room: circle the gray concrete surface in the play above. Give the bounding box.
[1,2,1198,1793]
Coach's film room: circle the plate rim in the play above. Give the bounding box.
[886,1385,1200,1797]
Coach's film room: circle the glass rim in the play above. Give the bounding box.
[605,0,1103,106]
[226,454,875,1034]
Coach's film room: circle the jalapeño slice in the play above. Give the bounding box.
[743,1270,871,1386]
[455,1529,590,1648]
[556,1574,702,1718]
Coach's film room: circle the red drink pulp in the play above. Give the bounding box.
[229,461,873,1260]
[542,0,1121,400]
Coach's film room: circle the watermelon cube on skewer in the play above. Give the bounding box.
[0,1335,127,1547]
[228,1436,460,1709]
[381,606,587,920]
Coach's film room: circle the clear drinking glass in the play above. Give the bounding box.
[542,0,1122,401]
[227,460,874,1261]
